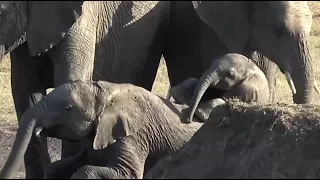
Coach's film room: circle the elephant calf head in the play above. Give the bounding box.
[184,53,269,123]
[0,80,203,179]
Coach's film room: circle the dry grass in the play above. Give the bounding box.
[0,56,15,123]
[1,2,320,124]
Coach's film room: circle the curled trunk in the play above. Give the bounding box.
[187,68,220,122]
[0,100,45,179]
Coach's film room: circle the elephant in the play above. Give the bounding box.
[186,53,270,123]
[168,78,227,122]
[248,51,320,103]
[164,1,315,106]
[167,78,227,122]
[248,51,278,103]
[0,1,171,178]
[145,99,320,179]
[0,80,204,179]
[0,1,316,178]
[167,53,269,123]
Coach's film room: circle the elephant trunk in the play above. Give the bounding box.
[187,68,220,122]
[292,38,314,104]
[0,100,47,179]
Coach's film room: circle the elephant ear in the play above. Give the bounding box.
[192,1,250,52]
[27,1,84,56]
[93,111,139,150]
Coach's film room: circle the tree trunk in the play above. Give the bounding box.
[145,100,320,179]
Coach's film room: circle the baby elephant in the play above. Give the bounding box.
[170,53,270,123]
[0,80,203,179]
[167,78,226,122]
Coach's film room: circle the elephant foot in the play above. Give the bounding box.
[70,165,107,179]
[44,147,87,179]
[24,136,51,179]
[25,166,45,179]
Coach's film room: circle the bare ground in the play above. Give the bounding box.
[0,1,319,178]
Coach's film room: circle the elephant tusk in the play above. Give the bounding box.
[34,127,43,137]
[284,71,296,95]
[314,81,320,95]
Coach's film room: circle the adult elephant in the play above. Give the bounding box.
[0,1,170,178]
[0,80,203,179]
[164,1,314,105]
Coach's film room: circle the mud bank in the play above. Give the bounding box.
[146,100,320,179]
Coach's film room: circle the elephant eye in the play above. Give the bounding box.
[63,104,73,111]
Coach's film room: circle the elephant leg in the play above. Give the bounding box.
[70,165,114,179]
[44,147,87,179]
[10,43,54,178]
[47,30,95,161]
[138,21,167,91]
[61,140,83,160]
[247,51,278,103]
[267,70,277,103]
[260,60,278,103]
[164,1,229,89]
[70,141,147,179]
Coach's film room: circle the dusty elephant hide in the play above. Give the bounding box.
[145,99,320,179]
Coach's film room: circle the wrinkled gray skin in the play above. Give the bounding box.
[168,78,227,122]
[248,51,278,103]
[0,80,203,179]
[167,53,269,123]
[165,1,314,106]
[167,51,278,104]
[145,100,320,179]
[0,1,170,178]
[186,53,270,123]
[0,1,314,178]
[168,82,226,122]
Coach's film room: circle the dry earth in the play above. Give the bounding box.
[146,100,320,178]
[0,2,320,178]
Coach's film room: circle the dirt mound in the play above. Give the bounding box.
[145,100,320,179]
